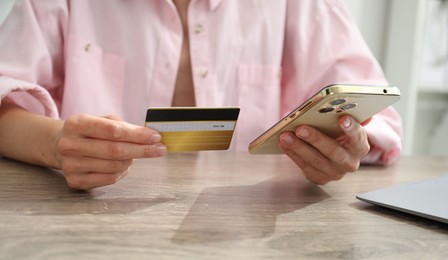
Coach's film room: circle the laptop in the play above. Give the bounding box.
[356,174,448,224]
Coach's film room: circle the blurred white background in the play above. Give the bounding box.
[342,0,448,156]
[0,0,14,24]
[1,0,447,156]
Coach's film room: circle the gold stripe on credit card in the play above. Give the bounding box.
[145,107,240,152]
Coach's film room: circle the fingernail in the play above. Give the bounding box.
[297,127,310,138]
[157,145,167,156]
[151,133,162,143]
[281,133,295,144]
[343,117,352,129]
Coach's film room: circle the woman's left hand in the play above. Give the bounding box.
[279,115,370,185]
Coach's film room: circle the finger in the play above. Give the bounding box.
[290,155,333,185]
[361,117,372,126]
[65,170,129,190]
[60,157,133,174]
[65,114,161,144]
[279,132,344,183]
[104,114,124,121]
[59,137,167,160]
[339,116,370,156]
[293,125,354,170]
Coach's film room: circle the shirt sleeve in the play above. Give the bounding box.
[281,0,403,165]
[0,0,68,118]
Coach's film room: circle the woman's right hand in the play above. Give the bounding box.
[56,114,167,190]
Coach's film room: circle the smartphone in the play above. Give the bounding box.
[248,84,401,154]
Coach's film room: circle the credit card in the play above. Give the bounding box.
[145,107,240,152]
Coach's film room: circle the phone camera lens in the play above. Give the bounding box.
[330,98,347,106]
[340,103,357,110]
[318,107,335,113]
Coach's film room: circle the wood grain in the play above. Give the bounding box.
[1,152,447,259]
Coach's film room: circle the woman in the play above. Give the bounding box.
[0,0,402,189]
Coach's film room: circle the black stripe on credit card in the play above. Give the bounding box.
[146,107,240,122]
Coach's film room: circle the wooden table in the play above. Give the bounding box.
[1,152,447,259]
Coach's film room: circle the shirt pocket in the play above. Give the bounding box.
[63,35,126,117]
[236,64,282,150]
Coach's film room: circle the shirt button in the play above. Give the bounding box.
[84,44,92,52]
[194,24,204,34]
[200,70,208,78]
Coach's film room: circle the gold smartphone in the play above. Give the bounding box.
[248,84,401,154]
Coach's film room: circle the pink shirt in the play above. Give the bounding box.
[0,0,402,165]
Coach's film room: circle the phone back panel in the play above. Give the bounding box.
[248,85,400,154]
